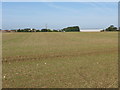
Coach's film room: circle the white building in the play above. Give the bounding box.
[80,29,102,32]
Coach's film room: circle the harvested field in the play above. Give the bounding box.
[2,32,118,88]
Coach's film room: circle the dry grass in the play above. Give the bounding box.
[2,32,118,88]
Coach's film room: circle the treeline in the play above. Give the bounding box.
[16,26,80,32]
[101,25,119,32]
[3,25,119,32]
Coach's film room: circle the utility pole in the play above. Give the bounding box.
[45,24,47,29]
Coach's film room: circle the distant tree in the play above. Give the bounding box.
[23,28,31,32]
[36,30,40,32]
[17,29,21,32]
[53,30,58,32]
[21,29,25,32]
[41,29,52,32]
[105,25,117,31]
[17,28,39,32]
[31,28,36,32]
[41,29,48,32]
[62,26,80,32]
[47,29,53,32]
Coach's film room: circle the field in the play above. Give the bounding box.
[2,32,118,88]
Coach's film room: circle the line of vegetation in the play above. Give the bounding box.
[101,25,119,32]
[1,25,119,32]
[16,26,80,32]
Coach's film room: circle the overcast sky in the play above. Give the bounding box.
[2,2,118,30]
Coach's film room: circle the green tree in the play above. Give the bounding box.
[62,26,80,32]
[41,29,47,32]
[17,29,21,32]
[31,28,36,32]
[53,30,58,32]
[106,25,117,31]
[36,30,40,32]
[23,28,31,32]
[41,29,52,32]
[47,29,53,32]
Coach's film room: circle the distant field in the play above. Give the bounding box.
[2,32,118,88]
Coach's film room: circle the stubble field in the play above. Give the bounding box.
[2,32,118,88]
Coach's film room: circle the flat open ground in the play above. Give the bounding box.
[2,32,118,88]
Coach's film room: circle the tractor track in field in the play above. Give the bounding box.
[2,48,117,62]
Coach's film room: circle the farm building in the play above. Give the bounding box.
[1,30,16,32]
[80,29,102,32]
[1,30,11,32]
